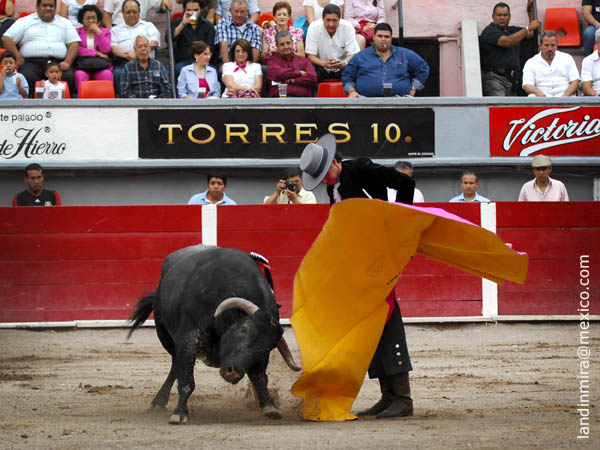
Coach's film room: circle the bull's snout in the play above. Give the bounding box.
[220,366,243,384]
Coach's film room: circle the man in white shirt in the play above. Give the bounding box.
[2,0,80,97]
[522,30,580,97]
[305,3,359,81]
[215,0,260,24]
[111,0,161,94]
[394,161,424,203]
[102,0,172,28]
[582,27,600,96]
[518,154,569,202]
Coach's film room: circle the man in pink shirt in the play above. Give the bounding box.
[518,154,569,201]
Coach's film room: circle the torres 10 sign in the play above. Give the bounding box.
[489,106,600,157]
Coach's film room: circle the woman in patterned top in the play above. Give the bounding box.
[261,1,305,62]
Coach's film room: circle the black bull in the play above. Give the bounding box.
[129,245,301,424]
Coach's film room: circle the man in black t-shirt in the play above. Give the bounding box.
[12,163,62,206]
[583,0,600,55]
[479,1,540,96]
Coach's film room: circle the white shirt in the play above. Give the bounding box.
[111,19,161,55]
[62,0,98,27]
[303,0,344,21]
[4,13,80,59]
[221,61,262,96]
[581,50,600,93]
[522,50,580,97]
[305,18,359,62]
[43,81,66,99]
[104,0,162,26]
[263,188,317,204]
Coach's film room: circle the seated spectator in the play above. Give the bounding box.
[305,4,359,81]
[304,0,344,24]
[0,50,28,98]
[120,35,171,98]
[582,0,600,56]
[582,28,600,96]
[103,0,172,28]
[215,0,262,64]
[518,154,569,202]
[0,0,18,43]
[40,60,69,98]
[215,0,260,24]
[222,38,262,97]
[343,22,428,97]
[479,0,539,96]
[2,0,80,98]
[75,4,114,95]
[13,163,62,206]
[171,0,215,81]
[176,0,218,24]
[264,167,317,204]
[110,0,160,94]
[188,173,237,205]
[60,0,98,28]
[262,1,305,62]
[394,161,424,203]
[267,30,317,97]
[177,40,220,97]
[345,0,386,50]
[522,30,580,97]
[449,172,490,203]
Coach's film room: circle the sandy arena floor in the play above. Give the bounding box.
[0,322,597,449]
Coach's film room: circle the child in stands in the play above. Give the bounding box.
[41,61,67,99]
[0,51,29,99]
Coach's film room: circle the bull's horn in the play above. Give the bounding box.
[214,297,259,318]
[277,337,302,372]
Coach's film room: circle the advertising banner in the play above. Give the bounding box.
[489,106,600,157]
[0,108,138,162]
[138,107,435,159]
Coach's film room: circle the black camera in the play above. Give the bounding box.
[284,181,299,193]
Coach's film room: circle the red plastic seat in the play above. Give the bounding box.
[34,80,71,98]
[19,11,34,18]
[544,8,581,46]
[79,80,116,98]
[317,81,346,97]
[171,11,183,22]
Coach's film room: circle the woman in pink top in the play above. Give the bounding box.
[345,0,386,49]
[75,4,113,95]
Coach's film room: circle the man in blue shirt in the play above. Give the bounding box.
[188,173,237,205]
[342,22,429,97]
[449,172,490,203]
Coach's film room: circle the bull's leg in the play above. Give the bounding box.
[152,357,176,409]
[247,365,281,419]
[169,335,197,425]
[152,324,177,408]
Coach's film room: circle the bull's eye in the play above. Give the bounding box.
[241,325,249,333]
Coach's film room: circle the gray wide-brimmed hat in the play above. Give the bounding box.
[531,154,552,168]
[299,134,337,191]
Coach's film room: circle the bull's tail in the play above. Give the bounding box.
[128,294,155,339]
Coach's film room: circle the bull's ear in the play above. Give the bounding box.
[277,303,282,309]
[269,318,279,328]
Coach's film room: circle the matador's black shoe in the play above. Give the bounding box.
[357,377,393,416]
[376,372,413,419]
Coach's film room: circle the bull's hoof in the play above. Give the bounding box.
[169,414,188,425]
[261,405,282,420]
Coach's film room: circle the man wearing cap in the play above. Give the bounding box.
[518,154,569,201]
[299,134,416,419]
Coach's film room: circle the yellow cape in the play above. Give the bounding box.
[290,199,528,421]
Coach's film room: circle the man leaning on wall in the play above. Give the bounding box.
[479,1,540,96]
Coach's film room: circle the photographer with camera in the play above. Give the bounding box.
[263,167,317,204]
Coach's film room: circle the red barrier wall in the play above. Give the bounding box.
[0,202,598,323]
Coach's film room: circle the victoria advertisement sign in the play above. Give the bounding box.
[490,106,600,157]
[138,108,435,159]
